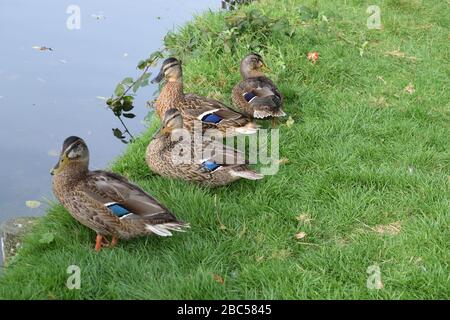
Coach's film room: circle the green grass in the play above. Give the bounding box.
[1,0,449,299]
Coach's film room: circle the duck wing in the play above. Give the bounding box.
[82,171,183,226]
[233,76,285,118]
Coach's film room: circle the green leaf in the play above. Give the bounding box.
[132,81,141,93]
[121,77,134,85]
[39,232,55,244]
[112,128,124,139]
[115,84,125,96]
[106,98,114,106]
[123,113,136,119]
[137,60,147,70]
[122,98,134,112]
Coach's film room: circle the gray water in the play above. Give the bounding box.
[0,0,220,227]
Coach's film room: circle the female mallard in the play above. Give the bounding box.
[146,109,264,187]
[151,57,257,136]
[232,53,286,126]
[51,136,188,251]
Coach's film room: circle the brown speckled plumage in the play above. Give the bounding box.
[153,58,258,136]
[146,109,264,187]
[232,54,286,120]
[51,136,188,249]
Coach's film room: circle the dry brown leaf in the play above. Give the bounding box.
[384,50,417,61]
[212,274,224,285]
[374,221,402,236]
[404,83,415,94]
[278,158,290,165]
[295,232,307,240]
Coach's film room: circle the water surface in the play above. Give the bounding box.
[0,0,220,226]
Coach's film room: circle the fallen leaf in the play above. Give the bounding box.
[384,50,417,61]
[296,213,312,223]
[295,232,307,240]
[39,232,55,244]
[374,221,402,236]
[219,224,227,230]
[32,46,53,52]
[25,200,41,209]
[307,51,319,64]
[376,75,387,84]
[285,116,295,128]
[212,274,224,285]
[278,158,289,165]
[404,83,415,94]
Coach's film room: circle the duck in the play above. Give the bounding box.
[51,136,188,251]
[146,108,264,187]
[151,57,258,137]
[232,53,286,126]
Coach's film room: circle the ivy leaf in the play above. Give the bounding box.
[123,113,136,119]
[39,232,55,244]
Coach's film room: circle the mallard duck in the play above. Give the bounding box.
[51,136,188,251]
[232,53,286,126]
[146,109,264,187]
[151,57,258,136]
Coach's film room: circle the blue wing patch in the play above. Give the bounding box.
[202,160,220,172]
[201,113,222,124]
[106,203,130,217]
[243,92,257,102]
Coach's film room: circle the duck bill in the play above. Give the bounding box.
[50,161,60,175]
[151,69,165,84]
[50,154,67,175]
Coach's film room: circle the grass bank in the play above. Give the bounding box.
[0,0,449,299]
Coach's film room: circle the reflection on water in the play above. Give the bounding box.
[0,0,219,226]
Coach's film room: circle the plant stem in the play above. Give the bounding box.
[118,115,134,141]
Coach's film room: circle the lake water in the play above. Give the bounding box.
[0,0,220,227]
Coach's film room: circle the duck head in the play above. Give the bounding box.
[51,136,89,175]
[240,53,270,79]
[151,57,183,83]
